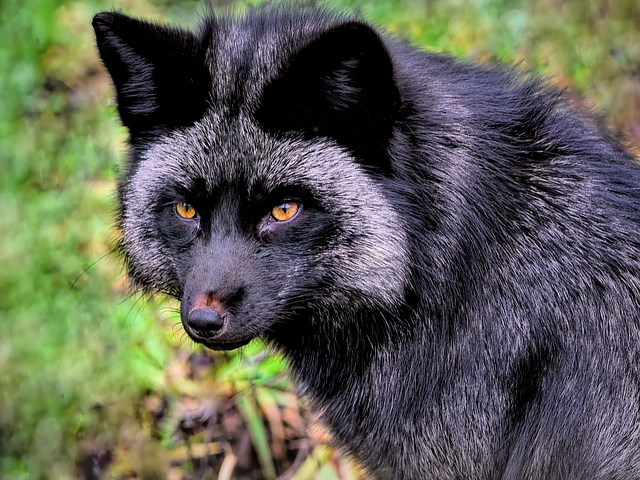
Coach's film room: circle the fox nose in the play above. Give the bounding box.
[187,307,225,338]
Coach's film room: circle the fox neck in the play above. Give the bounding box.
[266,304,418,402]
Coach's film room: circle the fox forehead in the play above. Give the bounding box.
[131,113,376,206]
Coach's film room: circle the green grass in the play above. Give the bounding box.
[0,1,173,477]
[1,0,638,478]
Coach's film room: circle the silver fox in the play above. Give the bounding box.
[94,6,640,479]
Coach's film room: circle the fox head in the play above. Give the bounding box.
[93,7,409,350]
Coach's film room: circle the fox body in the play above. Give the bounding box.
[93,6,640,479]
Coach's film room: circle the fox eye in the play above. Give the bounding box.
[271,202,300,222]
[176,202,197,219]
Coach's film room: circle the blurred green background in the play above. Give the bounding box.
[1,0,638,478]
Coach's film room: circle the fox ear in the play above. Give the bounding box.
[256,22,400,171]
[92,12,212,134]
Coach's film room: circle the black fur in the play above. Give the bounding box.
[94,6,640,479]
[93,12,213,135]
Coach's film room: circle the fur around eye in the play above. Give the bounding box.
[271,202,300,222]
[176,202,197,219]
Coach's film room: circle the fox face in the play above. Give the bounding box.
[93,8,409,350]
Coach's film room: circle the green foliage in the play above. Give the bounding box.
[0,1,172,477]
[1,0,638,478]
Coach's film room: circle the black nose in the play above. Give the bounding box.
[187,307,225,338]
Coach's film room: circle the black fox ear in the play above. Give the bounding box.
[92,12,212,134]
[256,22,401,172]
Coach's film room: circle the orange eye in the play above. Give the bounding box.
[271,202,299,222]
[176,202,197,219]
